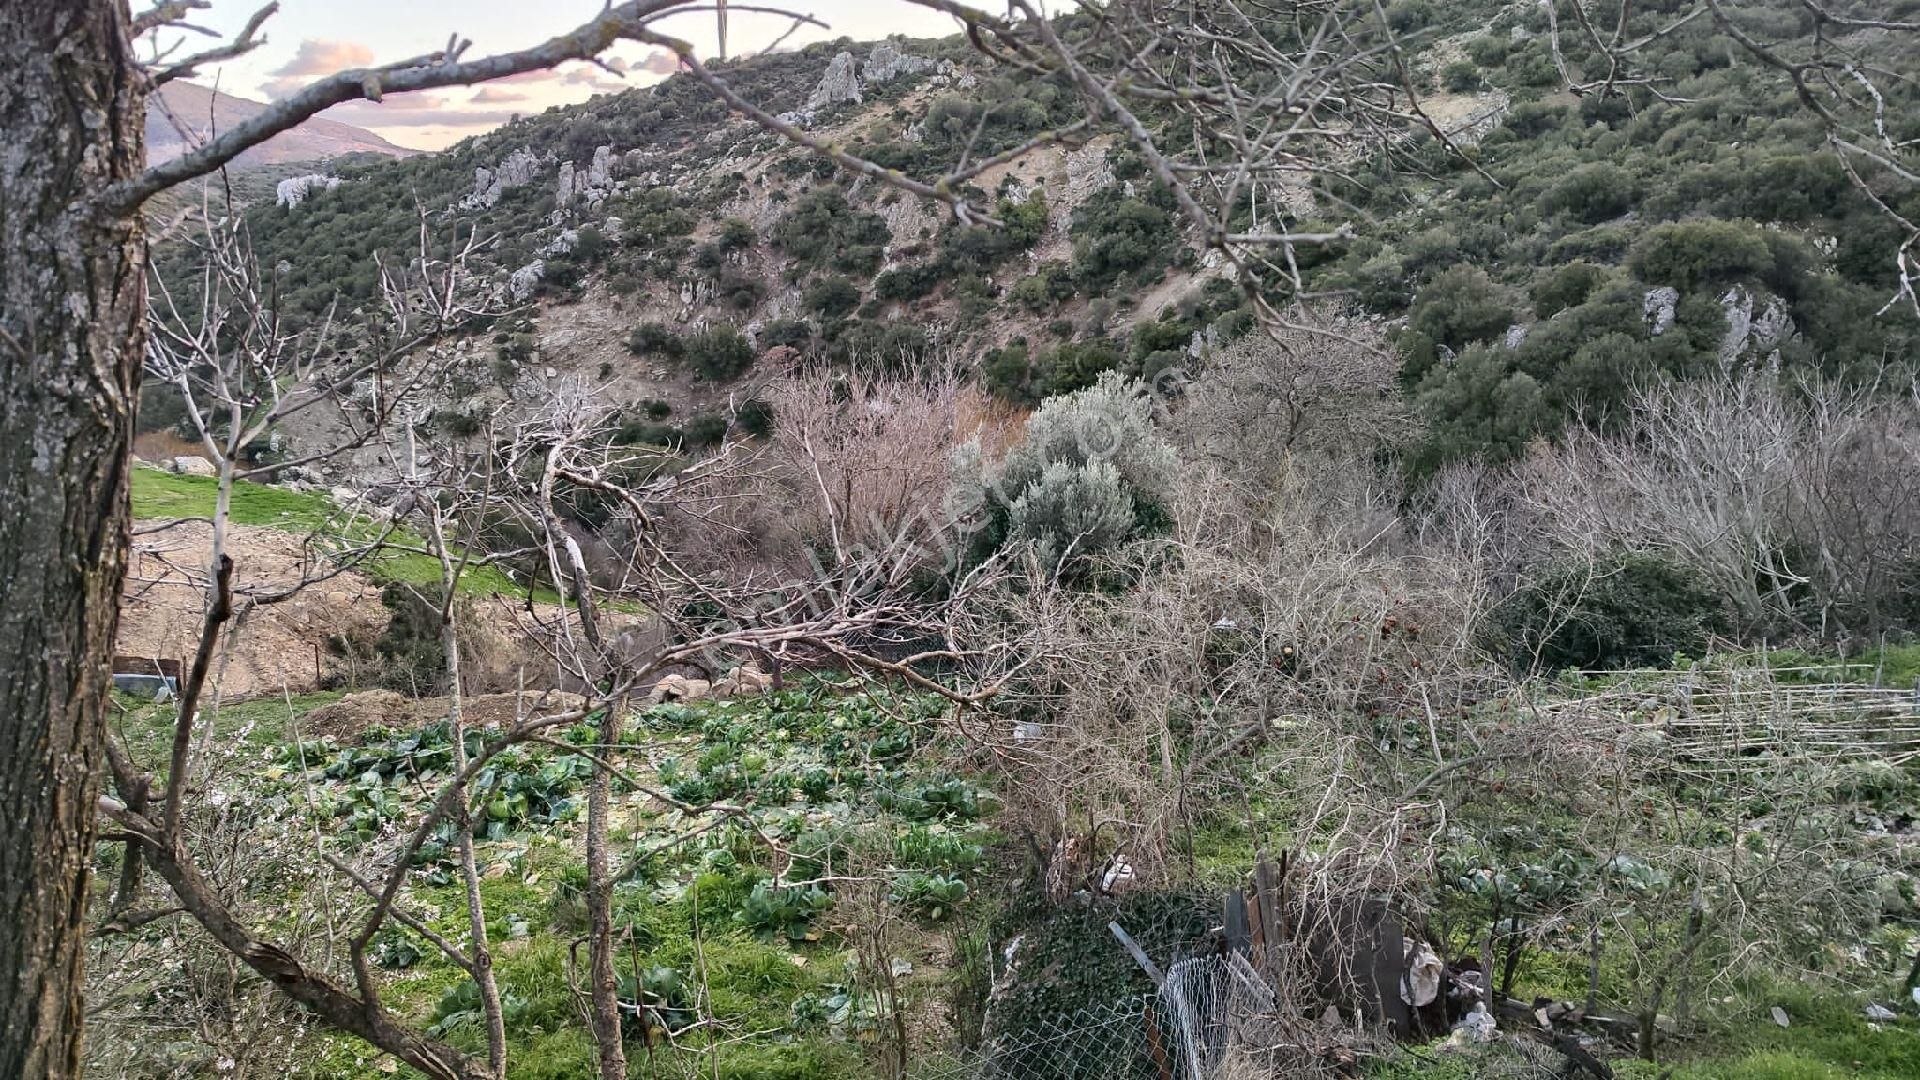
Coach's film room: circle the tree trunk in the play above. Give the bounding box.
[443,611,508,1078]
[0,3,145,1076]
[586,700,629,1080]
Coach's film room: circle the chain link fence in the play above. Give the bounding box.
[912,950,1345,1080]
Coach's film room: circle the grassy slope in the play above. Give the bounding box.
[130,467,546,600]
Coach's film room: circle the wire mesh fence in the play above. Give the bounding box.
[911,951,1351,1080]
[911,990,1155,1080]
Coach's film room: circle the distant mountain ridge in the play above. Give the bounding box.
[147,82,419,168]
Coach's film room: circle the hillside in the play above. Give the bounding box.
[149,2,1920,487]
[147,81,419,168]
[100,6,1920,1080]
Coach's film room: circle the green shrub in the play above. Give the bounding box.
[1442,60,1483,93]
[1070,185,1178,293]
[1532,262,1612,317]
[772,187,889,275]
[1007,459,1136,572]
[682,324,756,382]
[627,322,683,358]
[683,413,729,447]
[999,371,1178,505]
[715,216,757,250]
[1488,551,1728,672]
[1407,344,1551,475]
[1408,265,1517,352]
[713,265,766,311]
[802,275,861,319]
[1541,162,1638,224]
[826,320,928,372]
[1629,219,1775,291]
[757,318,809,352]
[1465,36,1509,68]
[735,399,775,439]
[1008,270,1068,312]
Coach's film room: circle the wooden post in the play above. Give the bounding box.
[1143,1002,1174,1080]
[1110,921,1164,988]
[1224,889,1250,956]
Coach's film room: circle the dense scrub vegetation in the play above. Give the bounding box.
[116,5,1920,1079]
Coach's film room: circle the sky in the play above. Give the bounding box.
[153,2,999,150]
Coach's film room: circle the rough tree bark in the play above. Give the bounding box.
[0,3,145,1076]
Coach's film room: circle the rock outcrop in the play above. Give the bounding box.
[465,146,544,209]
[556,144,618,207]
[275,173,341,209]
[863,42,934,84]
[508,260,546,302]
[1643,286,1679,336]
[1719,285,1795,363]
[807,51,864,112]
[780,44,941,128]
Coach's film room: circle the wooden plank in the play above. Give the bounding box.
[1224,889,1250,956]
[1110,921,1165,989]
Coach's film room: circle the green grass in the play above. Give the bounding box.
[253,684,980,1079]
[132,465,344,528]
[130,466,554,601]
[111,688,344,779]
[1745,644,1920,690]
[1636,983,1920,1080]
[1370,981,1920,1080]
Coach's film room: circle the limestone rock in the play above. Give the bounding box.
[464,146,543,209]
[557,160,577,204]
[508,260,545,302]
[588,143,613,187]
[275,173,340,209]
[713,661,774,699]
[1062,143,1118,216]
[863,42,934,84]
[1643,286,1679,336]
[1719,285,1796,363]
[648,674,712,705]
[812,51,863,109]
[170,455,217,477]
[539,229,579,258]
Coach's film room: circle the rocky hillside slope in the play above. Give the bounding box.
[152,2,1919,487]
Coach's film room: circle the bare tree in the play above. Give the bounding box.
[762,364,998,577]
[1515,369,1920,638]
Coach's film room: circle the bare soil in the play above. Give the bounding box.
[301,688,589,743]
[118,520,388,701]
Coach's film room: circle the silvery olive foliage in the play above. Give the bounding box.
[1007,458,1137,572]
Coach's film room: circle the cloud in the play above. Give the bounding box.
[634,49,683,75]
[260,38,375,99]
[324,95,518,131]
[559,65,629,92]
[468,86,527,105]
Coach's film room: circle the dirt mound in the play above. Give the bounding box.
[302,689,415,742]
[118,520,387,701]
[304,688,590,743]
